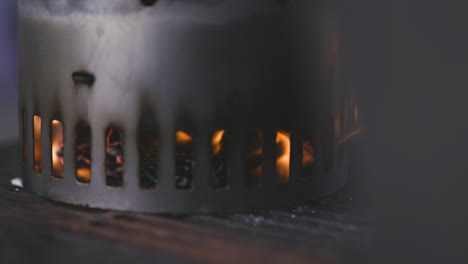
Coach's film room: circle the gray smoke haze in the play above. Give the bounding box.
[19,0,279,25]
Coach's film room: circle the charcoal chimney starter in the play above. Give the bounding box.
[19,0,359,213]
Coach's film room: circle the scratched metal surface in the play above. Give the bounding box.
[0,142,370,264]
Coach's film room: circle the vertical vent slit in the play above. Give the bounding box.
[211,130,228,189]
[138,117,159,190]
[302,137,315,177]
[51,120,64,179]
[175,131,193,190]
[76,122,92,183]
[276,130,290,183]
[105,127,124,187]
[33,115,42,174]
[246,129,263,186]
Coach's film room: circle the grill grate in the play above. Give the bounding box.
[0,143,370,264]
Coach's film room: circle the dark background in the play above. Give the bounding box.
[0,0,17,143]
[1,0,468,263]
[338,0,468,263]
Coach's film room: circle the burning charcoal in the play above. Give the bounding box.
[245,130,263,186]
[175,131,194,190]
[211,130,227,189]
[106,128,124,187]
[75,123,92,183]
[302,140,315,167]
[302,139,315,177]
[52,120,65,178]
[276,130,291,183]
[175,152,193,189]
[33,115,42,174]
[52,145,65,178]
[56,146,64,163]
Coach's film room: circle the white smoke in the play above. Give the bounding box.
[19,0,279,25]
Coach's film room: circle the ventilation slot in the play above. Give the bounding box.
[72,71,95,87]
[335,114,342,140]
[138,117,159,190]
[51,120,64,179]
[105,127,124,187]
[175,131,193,190]
[302,137,315,177]
[276,130,290,183]
[22,110,27,165]
[211,130,228,189]
[140,0,157,7]
[336,106,345,166]
[33,115,42,174]
[246,129,263,186]
[76,122,92,183]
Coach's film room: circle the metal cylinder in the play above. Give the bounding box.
[18,0,355,213]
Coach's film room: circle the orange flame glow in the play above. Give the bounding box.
[176,131,192,144]
[246,130,263,183]
[354,105,360,123]
[338,128,363,144]
[334,117,341,136]
[143,139,159,160]
[51,120,64,178]
[33,115,42,173]
[212,130,225,155]
[246,130,263,158]
[76,168,91,182]
[276,130,290,183]
[302,140,315,167]
[75,123,92,183]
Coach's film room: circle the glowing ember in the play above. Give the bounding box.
[143,139,159,160]
[354,105,360,123]
[51,120,64,179]
[175,130,193,189]
[339,128,363,144]
[246,135,263,157]
[75,123,91,183]
[276,130,290,183]
[33,115,42,174]
[212,130,225,155]
[246,130,263,185]
[76,168,91,181]
[302,140,315,167]
[211,130,227,188]
[106,128,124,187]
[334,117,341,136]
[176,131,192,144]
